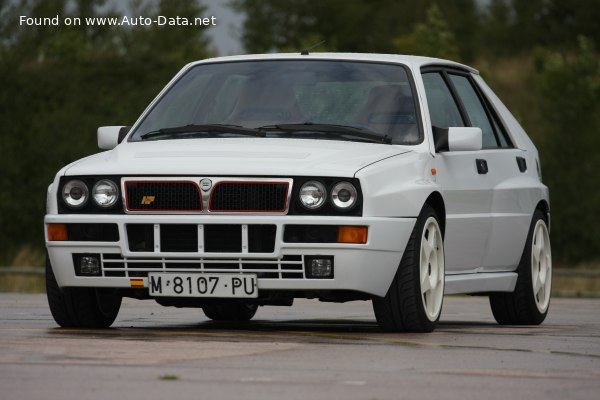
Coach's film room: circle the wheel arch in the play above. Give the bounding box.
[535,199,550,230]
[423,191,446,237]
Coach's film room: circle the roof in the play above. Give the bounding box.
[191,52,478,74]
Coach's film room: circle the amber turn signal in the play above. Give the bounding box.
[337,226,368,244]
[47,224,68,241]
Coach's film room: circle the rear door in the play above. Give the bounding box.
[446,73,531,272]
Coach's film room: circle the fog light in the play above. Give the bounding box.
[80,256,100,275]
[305,256,334,279]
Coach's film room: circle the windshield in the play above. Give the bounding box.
[129,60,421,145]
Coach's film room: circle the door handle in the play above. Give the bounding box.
[476,159,488,174]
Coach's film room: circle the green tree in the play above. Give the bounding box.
[0,0,213,265]
[393,4,460,61]
[533,37,600,263]
[232,0,600,266]
[231,0,479,60]
[481,0,600,57]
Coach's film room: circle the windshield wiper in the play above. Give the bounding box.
[140,124,265,140]
[259,122,392,144]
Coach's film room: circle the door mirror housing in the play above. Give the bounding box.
[433,126,482,152]
[97,126,130,150]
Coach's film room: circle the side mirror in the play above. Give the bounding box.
[97,126,130,150]
[433,126,482,152]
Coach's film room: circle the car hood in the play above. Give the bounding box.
[64,138,411,177]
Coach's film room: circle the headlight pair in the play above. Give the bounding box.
[299,180,358,211]
[62,179,119,209]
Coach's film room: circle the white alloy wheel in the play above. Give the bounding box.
[489,209,551,325]
[372,204,444,332]
[420,217,445,321]
[531,220,552,313]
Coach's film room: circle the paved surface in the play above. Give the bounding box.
[0,294,599,400]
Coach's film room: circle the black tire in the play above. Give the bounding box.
[373,204,445,332]
[489,210,551,325]
[202,302,258,321]
[46,255,122,328]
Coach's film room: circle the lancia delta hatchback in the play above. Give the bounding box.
[45,53,552,332]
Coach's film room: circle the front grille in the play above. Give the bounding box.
[248,225,277,253]
[67,223,119,242]
[127,224,154,252]
[209,182,289,212]
[99,254,304,279]
[126,223,276,254]
[161,224,198,252]
[204,225,242,253]
[125,181,202,212]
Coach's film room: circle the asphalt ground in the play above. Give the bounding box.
[0,293,599,400]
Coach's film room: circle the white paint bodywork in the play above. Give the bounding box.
[63,138,410,178]
[45,53,549,298]
[447,127,482,151]
[97,126,124,150]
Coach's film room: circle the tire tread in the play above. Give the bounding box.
[489,210,549,325]
[46,256,121,328]
[203,303,258,321]
[373,204,441,333]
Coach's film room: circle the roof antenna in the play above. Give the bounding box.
[300,40,326,55]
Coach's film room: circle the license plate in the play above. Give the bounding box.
[148,273,258,298]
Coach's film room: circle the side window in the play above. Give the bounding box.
[448,74,498,149]
[422,72,465,128]
[492,117,510,147]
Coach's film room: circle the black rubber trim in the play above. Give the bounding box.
[432,126,449,152]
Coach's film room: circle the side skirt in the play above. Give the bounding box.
[445,272,517,294]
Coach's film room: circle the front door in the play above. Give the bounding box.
[421,71,492,274]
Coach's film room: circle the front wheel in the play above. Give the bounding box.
[489,210,552,325]
[46,256,121,328]
[373,204,445,332]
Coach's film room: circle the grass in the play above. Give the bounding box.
[552,261,600,298]
[9,245,45,267]
[0,245,45,293]
[0,273,45,293]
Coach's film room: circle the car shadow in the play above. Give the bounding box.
[47,317,503,342]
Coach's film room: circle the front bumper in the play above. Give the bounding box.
[45,214,416,297]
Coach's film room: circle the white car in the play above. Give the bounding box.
[45,53,552,332]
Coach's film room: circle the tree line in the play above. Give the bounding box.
[0,0,598,266]
[231,0,600,264]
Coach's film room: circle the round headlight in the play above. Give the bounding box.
[299,181,327,210]
[331,181,358,210]
[62,180,89,208]
[92,179,119,208]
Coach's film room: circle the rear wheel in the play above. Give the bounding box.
[202,302,258,321]
[46,256,121,328]
[489,210,552,325]
[373,204,445,332]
